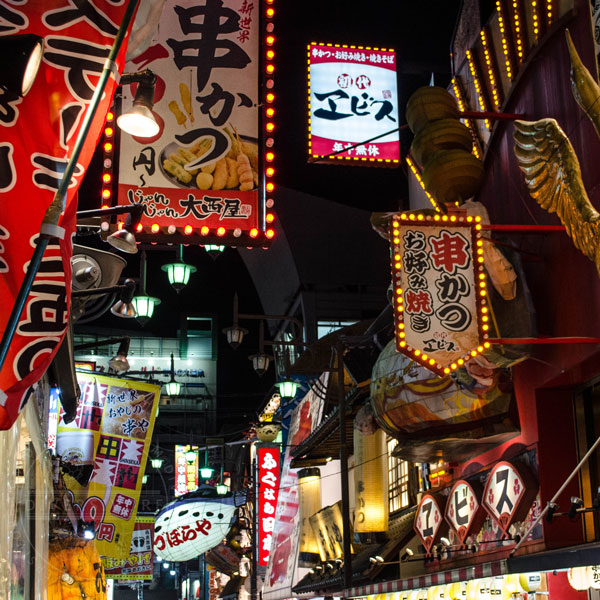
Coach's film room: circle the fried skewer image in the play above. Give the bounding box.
[180,82,194,123]
[168,100,186,126]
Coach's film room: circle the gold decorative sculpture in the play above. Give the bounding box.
[513,31,600,275]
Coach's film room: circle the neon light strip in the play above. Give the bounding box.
[405,156,442,213]
[496,0,514,80]
[466,49,491,129]
[451,78,482,159]
[480,28,502,110]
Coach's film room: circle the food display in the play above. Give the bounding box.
[160,126,259,191]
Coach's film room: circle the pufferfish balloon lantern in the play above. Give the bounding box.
[153,489,247,561]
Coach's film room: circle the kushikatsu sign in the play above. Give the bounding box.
[390,212,489,376]
[307,42,400,165]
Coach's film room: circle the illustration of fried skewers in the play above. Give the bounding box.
[168,100,186,126]
[180,82,194,123]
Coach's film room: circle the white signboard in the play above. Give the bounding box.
[444,480,484,543]
[414,493,446,553]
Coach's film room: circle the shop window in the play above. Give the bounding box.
[387,437,411,514]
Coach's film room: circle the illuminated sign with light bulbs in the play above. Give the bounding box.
[307,42,400,165]
[390,212,489,377]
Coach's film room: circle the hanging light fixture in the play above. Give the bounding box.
[185,446,197,463]
[142,474,149,485]
[216,483,228,495]
[110,279,137,317]
[0,34,44,97]
[162,246,197,292]
[108,338,130,373]
[77,204,143,254]
[223,292,248,349]
[276,379,298,399]
[117,69,160,138]
[205,244,225,259]
[151,457,164,469]
[133,250,161,325]
[163,353,181,396]
[200,445,214,480]
[249,321,271,376]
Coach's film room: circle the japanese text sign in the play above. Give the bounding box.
[57,374,160,558]
[257,445,280,566]
[308,501,347,561]
[390,213,488,376]
[444,480,485,544]
[117,0,262,240]
[103,517,155,580]
[482,461,538,537]
[414,493,447,553]
[175,445,199,497]
[307,42,399,165]
[153,495,237,561]
[0,0,134,430]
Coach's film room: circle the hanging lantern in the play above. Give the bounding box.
[298,467,322,566]
[151,457,164,469]
[503,575,520,594]
[445,582,466,599]
[132,294,161,323]
[353,428,388,532]
[216,483,228,495]
[205,244,225,258]
[518,572,542,593]
[276,379,298,399]
[427,585,444,600]
[185,448,197,463]
[568,566,590,591]
[164,380,181,396]
[465,580,479,600]
[162,261,197,292]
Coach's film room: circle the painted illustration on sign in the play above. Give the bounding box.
[117,0,261,235]
[308,42,400,165]
[103,517,155,580]
[391,214,487,375]
[56,374,160,558]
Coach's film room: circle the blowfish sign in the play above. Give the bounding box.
[153,494,238,561]
[390,212,489,376]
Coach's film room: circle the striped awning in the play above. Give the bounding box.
[346,561,506,597]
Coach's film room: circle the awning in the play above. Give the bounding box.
[346,541,600,597]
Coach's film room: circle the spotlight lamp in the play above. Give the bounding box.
[369,555,384,564]
[110,279,137,318]
[162,246,197,292]
[401,548,414,561]
[108,338,131,372]
[78,519,96,541]
[0,34,44,97]
[568,496,584,520]
[117,69,160,138]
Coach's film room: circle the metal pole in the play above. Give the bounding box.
[0,0,140,373]
[337,341,353,594]
[511,431,600,555]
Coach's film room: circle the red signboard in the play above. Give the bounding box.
[0,0,135,430]
[414,493,447,553]
[390,212,488,376]
[116,0,267,245]
[307,42,400,165]
[257,445,280,567]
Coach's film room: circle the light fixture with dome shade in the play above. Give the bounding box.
[216,483,228,495]
[76,203,143,254]
[185,448,197,463]
[117,69,160,138]
[0,34,44,97]
[71,278,137,319]
[108,338,130,373]
[133,250,161,325]
[162,246,197,292]
[163,353,181,396]
[200,464,215,480]
[151,457,164,469]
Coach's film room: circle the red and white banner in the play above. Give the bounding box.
[257,445,280,567]
[0,0,137,429]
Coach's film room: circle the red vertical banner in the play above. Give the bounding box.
[257,445,280,567]
[0,0,137,429]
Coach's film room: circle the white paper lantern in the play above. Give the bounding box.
[568,567,590,591]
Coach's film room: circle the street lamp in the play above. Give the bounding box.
[163,353,181,396]
[162,246,197,292]
[276,379,298,399]
[133,250,161,325]
[151,457,164,469]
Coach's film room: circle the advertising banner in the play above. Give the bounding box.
[103,517,155,580]
[263,375,327,600]
[117,0,261,238]
[390,213,487,375]
[175,444,199,496]
[257,445,280,567]
[0,0,135,430]
[308,42,400,165]
[57,373,160,558]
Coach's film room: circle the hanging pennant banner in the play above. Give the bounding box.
[56,373,160,558]
[390,212,489,376]
[0,0,136,430]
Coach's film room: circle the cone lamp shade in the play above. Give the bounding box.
[298,467,322,565]
[353,428,388,532]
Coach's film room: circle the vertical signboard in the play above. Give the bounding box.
[257,445,280,567]
[103,517,155,580]
[175,445,199,496]
[57,373,160,558]
[414,493,448,553]
[117,0,263,244]
[307,42,400,165]
[390,212,488,375]
[0,0,134,431]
